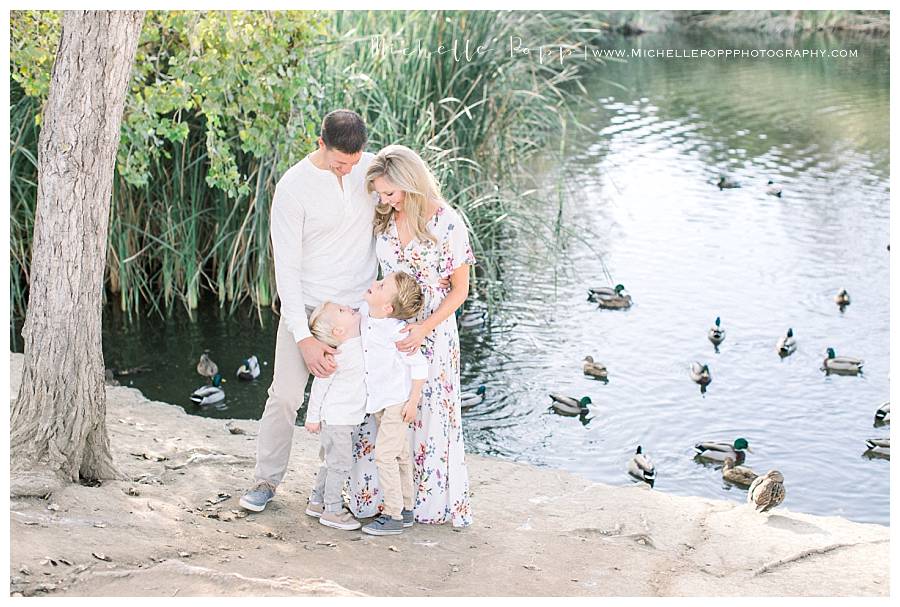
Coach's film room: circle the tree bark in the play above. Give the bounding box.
[10,10,145,496]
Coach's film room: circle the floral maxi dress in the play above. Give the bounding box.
[349,204,475,527]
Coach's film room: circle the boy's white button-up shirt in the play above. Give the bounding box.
[305,336,367,426]
[359,301,429,414]
[270,153,378,344]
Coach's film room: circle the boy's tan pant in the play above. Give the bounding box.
[374,403,414,519]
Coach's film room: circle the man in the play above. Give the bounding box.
[240,109,377,511]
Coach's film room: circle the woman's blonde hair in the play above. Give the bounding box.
[308,302,340,347]
[366,144,441,245]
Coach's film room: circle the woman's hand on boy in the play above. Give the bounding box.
[305,421,321,434]
[397,322,429,353]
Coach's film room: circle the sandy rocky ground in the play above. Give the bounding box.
[8,353,890,597]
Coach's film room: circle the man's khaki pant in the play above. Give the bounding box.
[253,313,313,486]
[374,403,414,519]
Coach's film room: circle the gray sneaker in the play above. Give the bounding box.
[320,508,361,531]
[402,508,414,528]
[362,514,404,536]
[305,500,324,518]
[239,480,276,512]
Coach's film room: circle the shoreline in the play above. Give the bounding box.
[8,353,889,596]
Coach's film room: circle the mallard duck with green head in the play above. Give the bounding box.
[236,355,260,380]
[708,317,726,348]
[722,456,758,487]
[582,356,608,380]
[549,394,591,417]
[626,445,656,486]
[748,470,785,512]
[191,373,225,406]
[822,348,863,375]
[695,438,752,464]
[461,385,486,410]
[776,328,796,357]
[588,284,633,309]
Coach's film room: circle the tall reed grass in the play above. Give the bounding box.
[10,10,589,328]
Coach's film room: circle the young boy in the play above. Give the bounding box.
[304,302,367,530]
[359,271,428,536]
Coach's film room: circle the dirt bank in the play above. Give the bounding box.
[7,353,889,596]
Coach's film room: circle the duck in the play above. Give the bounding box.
[588,284,633,309]
[236,355,260,381]
[708,317,726,347]
[626,445,656,486]
[747,470,786,512]
[874,401,890,423]
[822,348,863,375]
[722,456,758,487]
[717,176,740,189]
[460,385,486,409]
[549,394,592,417]
[690,362,711,386]
[834,289,850,307]
[776,328,796,357]
[865,438,890,456]
[695,438,752,464]
[582,356,609,380]
[191,373,224,406]
[765,180,782,197]
[197,351,219,383]
[457,309,486,329]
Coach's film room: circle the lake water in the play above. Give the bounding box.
[15,29,888,525]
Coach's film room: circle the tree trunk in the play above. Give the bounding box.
[10,10,144,497]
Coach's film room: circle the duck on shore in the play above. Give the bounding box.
[748,470,786,512]
[582,356,609,380]
[722,456,758,487]
[776,328,796,357]
[822,348,863,375]
[627,445,656,486]
[695,438,752,464]
[549,394,591,417]
[708,317,726,348]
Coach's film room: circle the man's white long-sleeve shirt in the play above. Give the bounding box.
[305,336,367,426]
[270,153,378,344]
[359,301,429,414]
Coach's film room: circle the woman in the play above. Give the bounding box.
[349,144,474,527]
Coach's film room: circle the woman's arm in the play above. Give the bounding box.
[396,263,470,353]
